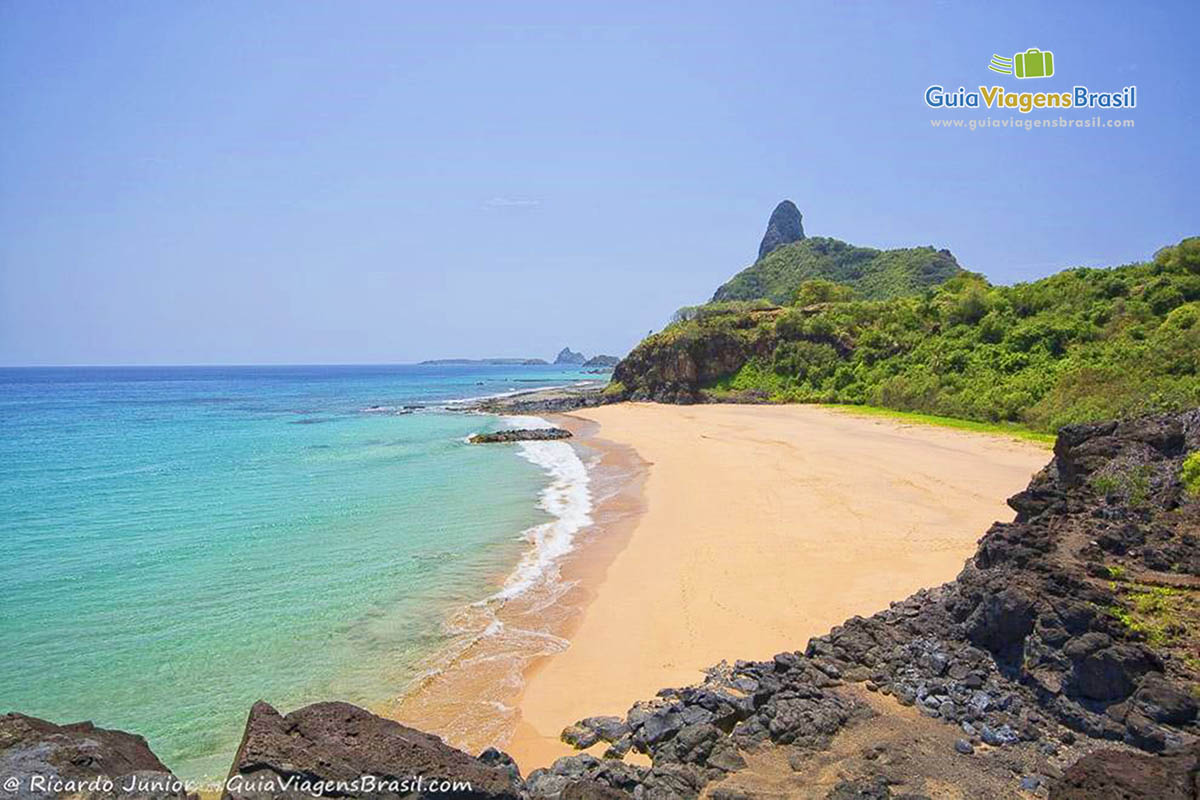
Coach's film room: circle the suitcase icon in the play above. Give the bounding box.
[1014,48,1054,79]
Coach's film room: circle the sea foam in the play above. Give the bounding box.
[491,415,593,600]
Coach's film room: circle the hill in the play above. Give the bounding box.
[713,236,966,304]
[612,237,1200,432]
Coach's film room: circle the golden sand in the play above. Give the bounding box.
[504,403,1049,770]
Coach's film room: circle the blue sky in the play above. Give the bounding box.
[1,1,1197,365]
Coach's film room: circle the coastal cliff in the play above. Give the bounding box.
[610,235,1200,431]
[5,408,1197,798]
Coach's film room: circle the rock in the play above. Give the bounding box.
[554,348,587,366]
[756,200,805,261]
[469,428,572,444]
[1132,673,1199,725]
[222,700,521,799]
[602,737,632,760]
[478,748,521,784]
[705,740,747,772]
[579,716,630,744]
[980,724,1020,747]
[1019,774,1044,791]
[561,781,629,800]
[581,355,620,369]
[954,738,974,755]
[0,713,187,800]
[1050,743,1200,799]
[1069,644,1159,701]
[561,724,600,750]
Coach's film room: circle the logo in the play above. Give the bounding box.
[923,46,1135,115]
[989,48,1055,79]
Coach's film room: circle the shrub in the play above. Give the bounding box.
[1182,452,1200,498]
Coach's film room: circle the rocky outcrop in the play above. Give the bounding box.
[757,200,805,261]
[0,713,187,799]
[1050,743,1200,799]
[581,355,620,369]
[468,428,572,443]
[554,348,586,366]
[222,701,521,800]
[610,319,778,403]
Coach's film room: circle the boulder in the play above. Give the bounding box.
[1050,743,1200,799]
[468,428,572,444]
[0,713,187,800]
[222,701,520,799]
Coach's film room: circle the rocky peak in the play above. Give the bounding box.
[757,200,805,261]
[554,347,586,365]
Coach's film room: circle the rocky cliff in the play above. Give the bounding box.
[757,200,805,261]
[610,307,783,403]
[6,410,1196,798]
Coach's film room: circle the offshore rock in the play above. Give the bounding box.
[469,428,572,444]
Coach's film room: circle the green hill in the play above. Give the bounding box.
[612,237,1200,432]
[712,237,965,304]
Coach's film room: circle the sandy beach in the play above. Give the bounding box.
[505,402,1051,769]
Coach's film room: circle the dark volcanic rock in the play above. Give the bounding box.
[1049,743,1200,799]
[222,701,521,799]
[468,428,572,444]
[554,348,587,366]
[0,713,187,799]
[757,200,805,261]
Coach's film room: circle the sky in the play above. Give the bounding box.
[1,1,1197,366]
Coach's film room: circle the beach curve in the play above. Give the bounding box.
[505,402,1051,770]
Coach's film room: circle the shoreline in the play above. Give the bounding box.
[379,410,647,756]
[381,400,1051,772]
[502,402,1051,770]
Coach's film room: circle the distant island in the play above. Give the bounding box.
[554,347,586,365]
[418,358,549,365]
[420,349,623,369]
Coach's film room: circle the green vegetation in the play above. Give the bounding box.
[671,299,778,324]
[1104,564,1127,581]
[817,404,1054,444]
[602,380,627,398]
[627,236,1200,434]
[1182,452,1200,498]
[712,237,964,304]
[1106,584,1193,647]
[1089,464,1153,507]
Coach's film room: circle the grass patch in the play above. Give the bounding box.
[1182,451,1200,498]
[819,404,1055,445]
[1106,584,1193,647]
[1089,463,1153,508]
[602,380,627,398]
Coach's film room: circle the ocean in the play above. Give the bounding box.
[0,364,596,781]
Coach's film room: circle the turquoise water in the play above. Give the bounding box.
[0,365,590,780]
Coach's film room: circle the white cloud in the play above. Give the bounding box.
[483,196,542,209]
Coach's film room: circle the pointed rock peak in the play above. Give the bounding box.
[758,200,805,261]
[554,347,586,365]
